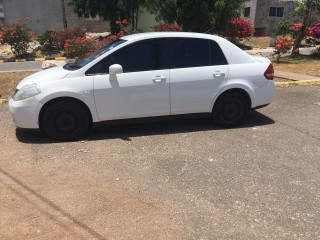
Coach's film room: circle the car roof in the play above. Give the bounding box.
[121,32,222,41]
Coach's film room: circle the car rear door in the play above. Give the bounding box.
[169,38,229,115]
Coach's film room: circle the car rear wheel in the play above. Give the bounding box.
[213,92,248,128]
[40,100,90,141]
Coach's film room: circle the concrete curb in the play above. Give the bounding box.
[276,80,320,88]
[0,57,67,63]
[0,99,7,104]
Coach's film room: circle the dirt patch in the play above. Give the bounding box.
[242,37,270,49]
[273,57,320,77]
[0,71,36,100]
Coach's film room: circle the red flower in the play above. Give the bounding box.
[122,19,127,24]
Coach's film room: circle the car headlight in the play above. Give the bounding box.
[12,84,41,101]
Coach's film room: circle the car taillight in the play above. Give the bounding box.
[264,64,274,80]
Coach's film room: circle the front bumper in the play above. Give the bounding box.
[9,97,43,129]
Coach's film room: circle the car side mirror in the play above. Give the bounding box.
[109,64,123,75]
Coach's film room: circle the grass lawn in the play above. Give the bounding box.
[272,56,320,77]
[0,71,36,100]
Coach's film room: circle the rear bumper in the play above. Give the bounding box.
[251,81,276,108]
[9,97,43,129]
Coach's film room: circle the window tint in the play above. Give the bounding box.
[210,41,228,65]
[86,39,170,75]
[172,38,210,69]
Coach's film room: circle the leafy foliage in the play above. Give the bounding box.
[148,0,248,33]
[224,18,254,44]
[64,37,99,58]
[274,36,294,62]
[153,22,182,32]
[291,0,320,54]
[273,22,292,36]
[0,18,35,57]
[311,22,320,38]
[68,0,150,33]
[37,29,86,55]
[289,22,313,38]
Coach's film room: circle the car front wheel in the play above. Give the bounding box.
[40,100,90,141]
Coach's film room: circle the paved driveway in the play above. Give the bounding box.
[0,87,319,239]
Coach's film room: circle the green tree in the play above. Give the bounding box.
[291,0,320,55]
[148,0,249,33]
[68,0,149,33]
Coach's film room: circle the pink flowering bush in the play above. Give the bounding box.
[273,36,294,62]
[64,19,130,59]
[38,29,85,55]
[64,37,98,58]
[153,22,182,32]
[0,18,35,57]
[289,22,313,38]
[225,18,254,44]
[312,22,320,39]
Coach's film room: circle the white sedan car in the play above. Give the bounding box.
[9,32,275,141]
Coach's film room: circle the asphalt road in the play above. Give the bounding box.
[0,86,320,239]
[0,61,42,72]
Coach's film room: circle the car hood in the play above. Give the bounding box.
[16,66,70,89]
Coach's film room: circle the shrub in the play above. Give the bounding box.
[60,29,86,49]
[0,18,35,57]
[64,37,98,58]
[104,19,131,44]
[273,22,292,36]
[312,22,320,39]
[37,30,63,55]
[153,22,182,32]
[225,18,254,44]
[64,20,129,59]
[273,36,294,62]
[289,22,313,38]
[37,29,85,55]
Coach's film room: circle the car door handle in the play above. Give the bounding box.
[213,71,225,77]
[152,76,166,82]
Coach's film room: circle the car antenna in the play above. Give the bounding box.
[204,27,215,34]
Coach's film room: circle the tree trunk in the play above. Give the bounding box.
[291,6,310,56]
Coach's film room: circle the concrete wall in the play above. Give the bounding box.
[137,10,158,32]
[0,0,4,27]
[3,0,109,34]
[243,0,257,27]
[3,0,65,35]
[243,0,304,36]
[64,3,109,32]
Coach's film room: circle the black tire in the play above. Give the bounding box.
[40,100,90,141]
[213,92,248,128]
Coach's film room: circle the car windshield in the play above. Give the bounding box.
[63,39,127,70]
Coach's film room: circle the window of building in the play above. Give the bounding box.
[269,7,284,17]
[277,7,284,17]
[244,7,251,18]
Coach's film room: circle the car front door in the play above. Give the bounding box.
[169,38,229,115]
[90,39,171,121]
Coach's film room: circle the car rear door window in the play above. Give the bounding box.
[171,38,210,69]
[210,40,228,66]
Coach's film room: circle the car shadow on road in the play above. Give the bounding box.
[16,110,275,144]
